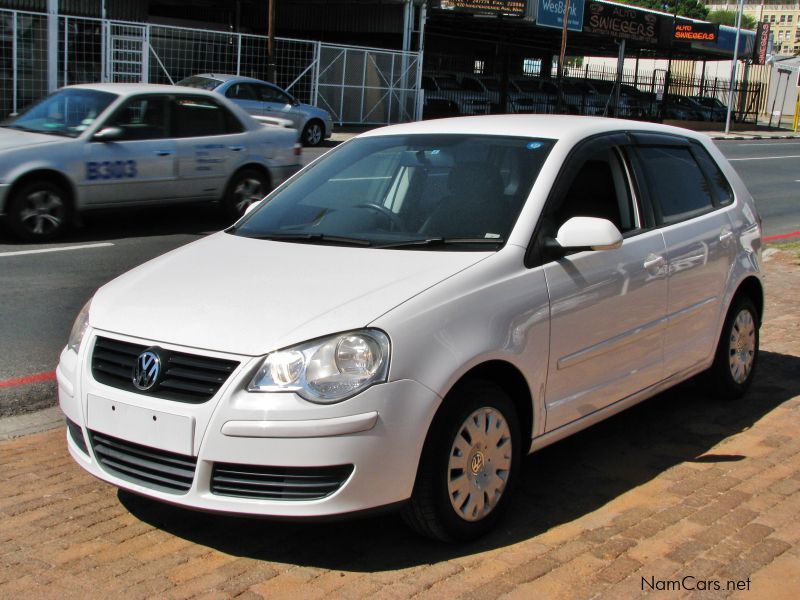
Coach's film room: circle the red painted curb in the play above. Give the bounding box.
[0,371,56,389]
[764,230,800,243]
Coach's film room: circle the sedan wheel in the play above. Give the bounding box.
[699,296,760,400]
[223,169,270,221]
[447,407,513,522]
[8,181,69,241]
[302,121,324,147]
[403,379,520,542]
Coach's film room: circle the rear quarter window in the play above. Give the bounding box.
[636,146,714,225]
[692,144,735,206]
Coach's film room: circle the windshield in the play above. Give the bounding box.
[232,134,555,249]
[5,89,117,137]
[177,76,223,90]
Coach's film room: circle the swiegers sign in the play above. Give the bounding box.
[582,2,658,45]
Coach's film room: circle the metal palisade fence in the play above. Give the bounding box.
[0,8,422,125]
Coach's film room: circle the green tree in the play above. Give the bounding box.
[616,0,709,20]
[707,10,757,30]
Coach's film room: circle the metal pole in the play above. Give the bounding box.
[556,0,572,113]
[47,0,59,93]
[415,1,427,121]
[267,0,276,82]
[11,12,17,114]
[613,39,625,117]
[725,0,745,134]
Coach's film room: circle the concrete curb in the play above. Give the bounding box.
[0,405,63,440]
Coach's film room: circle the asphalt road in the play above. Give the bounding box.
[714,139,800,239]
[0,138,798,414]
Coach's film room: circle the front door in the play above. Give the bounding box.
[541,143,668,432]
[255,83,302,129]
[82,95,178,206]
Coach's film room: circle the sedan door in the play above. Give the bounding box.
[171,95,252,200]
[540,141,668,432]
[82,95,179,206]
[630,138,738,378]
[222,82,266,117]
[254,83,303,129]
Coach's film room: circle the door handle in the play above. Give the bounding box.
[643,255,666,271]
[229,145,245,152]
[154,150,174,156]
[719,229,735,245]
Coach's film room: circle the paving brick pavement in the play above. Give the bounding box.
[1,249,798,599]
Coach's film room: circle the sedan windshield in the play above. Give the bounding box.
[4,89,116,137]
[232,134,554,249]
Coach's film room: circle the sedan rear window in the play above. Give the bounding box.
[232,134,555,249]
[177,76,223,91]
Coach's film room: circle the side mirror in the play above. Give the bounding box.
[92,126,123,142]
[554,216,623,251]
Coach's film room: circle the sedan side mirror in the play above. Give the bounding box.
[554,216,623,251]
[92,126,124,142]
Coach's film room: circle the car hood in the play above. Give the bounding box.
[0,128,64,152]
[90,232,490,356]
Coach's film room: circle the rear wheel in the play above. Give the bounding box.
[699,296,759,400]
[403,379,520,542]
[301,120,324,147]
[7,180,70,242]
[222,168,270,221]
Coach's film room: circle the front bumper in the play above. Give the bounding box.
[58,330,441,518]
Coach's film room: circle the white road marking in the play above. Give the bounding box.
[736,142,800,146]
[727,155,800,161]
[0,242,114,257]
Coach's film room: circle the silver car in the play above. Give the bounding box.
[178,74,334,147]
[0,83,301,241]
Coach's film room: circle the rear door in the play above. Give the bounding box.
[82,94,179,205]
[630,135,737,377]
[171,95,251,200]
[223,82,266,116]
[540,136,668,431]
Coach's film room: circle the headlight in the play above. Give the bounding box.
[248,329,390,403]
[67,299,92,353]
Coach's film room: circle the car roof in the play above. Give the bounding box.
[190,73,273,85]
[360,114,710,146]
[67,83,222,97]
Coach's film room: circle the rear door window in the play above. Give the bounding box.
[171,96,242,137]
[635,146,714,225]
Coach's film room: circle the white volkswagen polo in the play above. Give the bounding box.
[59,115,763,542]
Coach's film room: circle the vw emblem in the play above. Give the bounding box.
[132,350,161,391]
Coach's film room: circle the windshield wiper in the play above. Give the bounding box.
[377,237,505,249]
[3,124,71,137]
[242,232,373,247]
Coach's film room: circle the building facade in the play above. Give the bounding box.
[706,1,800,55]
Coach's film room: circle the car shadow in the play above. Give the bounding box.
[119,349,800,572]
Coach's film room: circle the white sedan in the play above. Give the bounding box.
[0,84,302,241]
[60,115,763,541]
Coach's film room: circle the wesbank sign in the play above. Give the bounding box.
[537,0,585,33]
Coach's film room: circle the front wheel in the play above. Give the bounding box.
[222,168,270,221]
[301,120,324,147]
[7,180,70,242]
[699,296,760,400]
[403,379,521,542]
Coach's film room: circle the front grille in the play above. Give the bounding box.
[211,463,354,500]
[66,418,88,455]
[91,336,239,403]
[89,430,197,494]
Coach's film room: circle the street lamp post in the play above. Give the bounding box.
[725,0,745,134]
[267,0,276,82]
[662,1,680,122]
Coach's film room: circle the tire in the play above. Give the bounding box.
[402,379,521,542]
[7,179,71,242]
[222,168,270,222]
[699,296,760,400]
[301,120,324,147]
